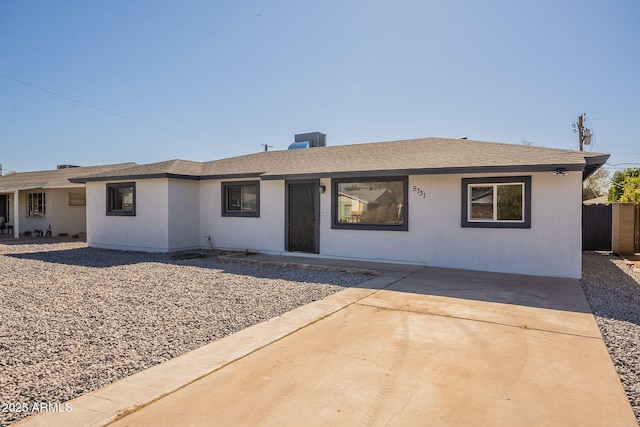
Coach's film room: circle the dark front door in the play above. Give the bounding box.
[287,181,319,253]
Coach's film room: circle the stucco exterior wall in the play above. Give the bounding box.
[167,179,200,251]
[82,170,583,278]
[15,188,86,236]
[86,179,170,252]
[318,172,583,278]
[199,179,285,252]
[51,188,86,235]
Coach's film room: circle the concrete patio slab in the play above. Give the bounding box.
[16,257,637,427]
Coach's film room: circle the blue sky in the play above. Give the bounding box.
[1,1,639,173]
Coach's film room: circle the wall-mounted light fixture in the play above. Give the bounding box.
[552,167,569,176]
[319,184,326,194]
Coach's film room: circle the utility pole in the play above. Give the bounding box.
[572,113,592,151]
[261,144,273,152]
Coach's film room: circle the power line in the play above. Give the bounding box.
[588,108,640,116]
[0,73,247,155]
[471,115,575,136]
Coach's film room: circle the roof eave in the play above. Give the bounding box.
[582,154,610,180]
[200,172,263,180]
[70,173,201,183]
[260,164,588,180]
[0,184,45,193]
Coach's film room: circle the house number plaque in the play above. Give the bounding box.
[412,186,426,199]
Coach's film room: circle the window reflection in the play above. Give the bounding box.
[337,180,404,225]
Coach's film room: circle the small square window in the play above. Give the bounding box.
[106,183,136,216]
[221,181,260,217]
[69,192,86,206]
[462,177,531,229]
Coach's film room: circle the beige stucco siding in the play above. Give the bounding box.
[14,188,86,236]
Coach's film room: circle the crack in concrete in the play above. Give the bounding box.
[385,388,415,426]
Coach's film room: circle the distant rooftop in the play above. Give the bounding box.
[0,163,137,192]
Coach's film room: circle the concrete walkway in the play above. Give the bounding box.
[17,257,637,426]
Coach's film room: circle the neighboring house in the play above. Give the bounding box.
[71,135,608,279]
[0,163,136,237]
[337,188,399,224]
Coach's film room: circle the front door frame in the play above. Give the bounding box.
[285,179,320,254]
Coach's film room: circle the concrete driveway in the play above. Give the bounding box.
[19,258,637,426]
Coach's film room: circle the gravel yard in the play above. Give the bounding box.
[581,251,640,423]
[2,243,640,426]
[0,242,368,426]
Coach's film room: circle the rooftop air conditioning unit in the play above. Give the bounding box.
[288,132,326,149]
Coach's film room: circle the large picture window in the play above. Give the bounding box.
[106,183,136,216]
[332,176,408,231]
[27,193,46,218]
[221,181,260,217]
[461,176,531,228]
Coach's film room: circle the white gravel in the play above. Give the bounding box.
[0,242,368,426]
[581,251,640,423]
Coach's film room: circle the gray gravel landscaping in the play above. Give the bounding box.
[581,251,640,424]
[3,243,640,426]
[0,242,368,426]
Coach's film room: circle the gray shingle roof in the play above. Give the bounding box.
[70,137,609,183]
[68,159,204,182]
[0,163,137,192]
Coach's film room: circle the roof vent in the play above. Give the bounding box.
[57,164,80,169]
[288,132,326,149]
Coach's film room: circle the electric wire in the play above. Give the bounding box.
[0,73,248,155]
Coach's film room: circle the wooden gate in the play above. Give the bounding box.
[582,204,612,251]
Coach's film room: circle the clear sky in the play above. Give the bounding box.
[1,1,639,174]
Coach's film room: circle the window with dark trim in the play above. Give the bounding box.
[332,176,408,231]
[106,183,136,216]
[27,193,46,218]
[221,181,260,217]
[461,176,531,228]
